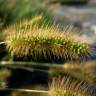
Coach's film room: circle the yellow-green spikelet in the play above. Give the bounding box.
[5,16,90,62]
[49,77,92,96]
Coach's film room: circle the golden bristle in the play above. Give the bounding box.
[5,15,91,62]
[49,77,91,96]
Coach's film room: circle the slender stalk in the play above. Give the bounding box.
[0,61,63,69]
[0,42,6,45]
[0,87,48,93]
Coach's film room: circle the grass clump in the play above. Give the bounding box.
[49,77,91,96]
[0,0,52,29]
[3,15,53,40]
[5,16,90,62]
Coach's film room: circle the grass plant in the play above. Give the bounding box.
[5,16,91,62]
[63,62,96,84]
[0,0,52,28]
[49,76,92,96]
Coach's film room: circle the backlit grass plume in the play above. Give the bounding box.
[5,16,90,62]
[63,61,96,80]
[3,15,53,39]
[49,77,93,96]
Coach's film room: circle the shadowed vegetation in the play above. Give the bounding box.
[63,62,96,84]
[60,0,88,5]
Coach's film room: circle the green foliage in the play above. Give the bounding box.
[5,17,90,62]
[0,0,52,28]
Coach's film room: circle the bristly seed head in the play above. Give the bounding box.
[49,76,93,96]
[5,15,91,62]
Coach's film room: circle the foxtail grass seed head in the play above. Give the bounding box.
[49,77,93,96]
[5,16,91,62]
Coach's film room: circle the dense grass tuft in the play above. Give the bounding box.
[49,76,92,96]
[5,16,90,62]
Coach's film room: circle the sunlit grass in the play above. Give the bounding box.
[49,76,90,96]
[3,14,53,39]
[62,62,96,85]
[5,16,91,62]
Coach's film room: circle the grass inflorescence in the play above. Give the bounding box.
[5,15,90,62]
[49,76,93,96]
